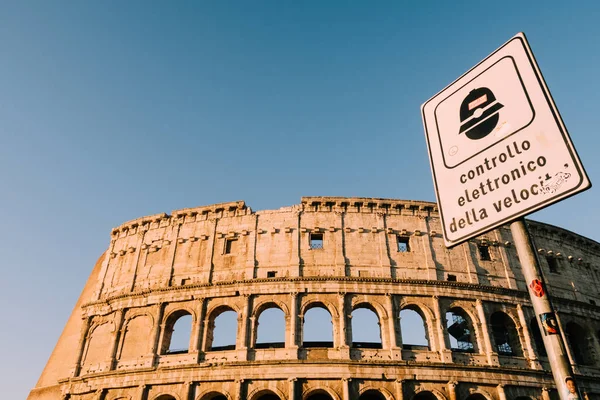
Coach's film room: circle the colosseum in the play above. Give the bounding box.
[28,197,600,400]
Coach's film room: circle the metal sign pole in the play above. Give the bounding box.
[510,218,580,400]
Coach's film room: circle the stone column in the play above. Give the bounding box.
[395,379,404,400]
[497,384,507,400]
[342,378,351,400]
[288,292,299,349]
[433,296,452,362]
[288,378,297,400]
[238,294,251,360]
[149,303,164,363]
[235,379,244,400]
[447,381,458,400]
[475,299,498,365]
[107,309,125,370]
[185,381,194,400]
[136,384,147,400]
[516,304,540,369]
[386,294,400,358]
[72,316,92,377]
[338,293,350,358]
[541,387,551,400]
[191,298,205,356]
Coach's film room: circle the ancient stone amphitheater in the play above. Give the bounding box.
[29,197,600,400]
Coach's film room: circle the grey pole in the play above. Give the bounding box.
[510,218,581,400]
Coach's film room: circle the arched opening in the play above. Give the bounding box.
[199,393,227,400]
[566,322,596,366]
[413,391,438,400]
[351,305,382,349]
[255,306,285,349]
[400,307,429,349]
[530,317,547,357]
[490,311,522,356]
[305,390,334,400]
[208,308,238,351]
[446,307,476,352]
[255,392,281,400]
[119,314,153,359]
[359,389,386,399]
[303,304,333,348]
[155,395,177,400]
[465,394,488,400]
[160,311,192,354]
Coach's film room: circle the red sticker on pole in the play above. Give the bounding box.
[529,279,545,297]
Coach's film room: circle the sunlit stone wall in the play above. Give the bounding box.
[28,197,600,400]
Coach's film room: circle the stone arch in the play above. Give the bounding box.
[302,301,334,348]
[253,299,290,319]
[490,311,523,356]
[153,394,180,400]
[160,309,193,354]
[445,306,478,353]
[465,390,493,400]
[359,386,394,400]
[205,305,238,351]
[301,299,339,319]
[303,386,341,400]
[412,388,447,400]
[565,321,597,366]
[351,297,389,320]
[118,313,153,359]
[253,303,286,348]
[399,304,431,348]
[81,320,115,370]
[247,387,286,400]
[196,389,232,400]
[351,302,383,348]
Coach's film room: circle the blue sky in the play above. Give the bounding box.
[2,2,599,397]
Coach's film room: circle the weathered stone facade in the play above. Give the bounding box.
[28,197,600,400]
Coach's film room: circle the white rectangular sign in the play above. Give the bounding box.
[422,32,591,247]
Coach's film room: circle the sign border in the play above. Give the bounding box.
[422,33,591,247]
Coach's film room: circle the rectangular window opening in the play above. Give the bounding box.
[310,233,323,250]
[397,236,410,252]
[547,256,559,273]
[225,238,237,254]
[447,274,457,282]
[478,245,491,261]
[267,271,277,278]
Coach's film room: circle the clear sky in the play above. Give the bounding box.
[2,2,599,397]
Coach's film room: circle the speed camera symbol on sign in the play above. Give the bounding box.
[434,56,535,168]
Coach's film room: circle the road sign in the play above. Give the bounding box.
[422,32,591,247]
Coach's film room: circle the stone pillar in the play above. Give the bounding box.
[191,298,205,355]
[137,384,147,400]
[149,303,164,363]
[541,387,551,400]
[236,379,244,400]
[516,304,540,369]
[433,296,452,362]
[386,294,400,358]
[166,224,181,286]
[342,378,351,400]
[238,294,251,360]
[338,293,350,358]
[288,292,299,349]
[497,384,507,400]
[395,379,404,400]
[72,316,92,377]
[185,381,194,400]
[288,378,297,400]
[447,381,458,400]
[475,299,498,365]
[107,309,125,370]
